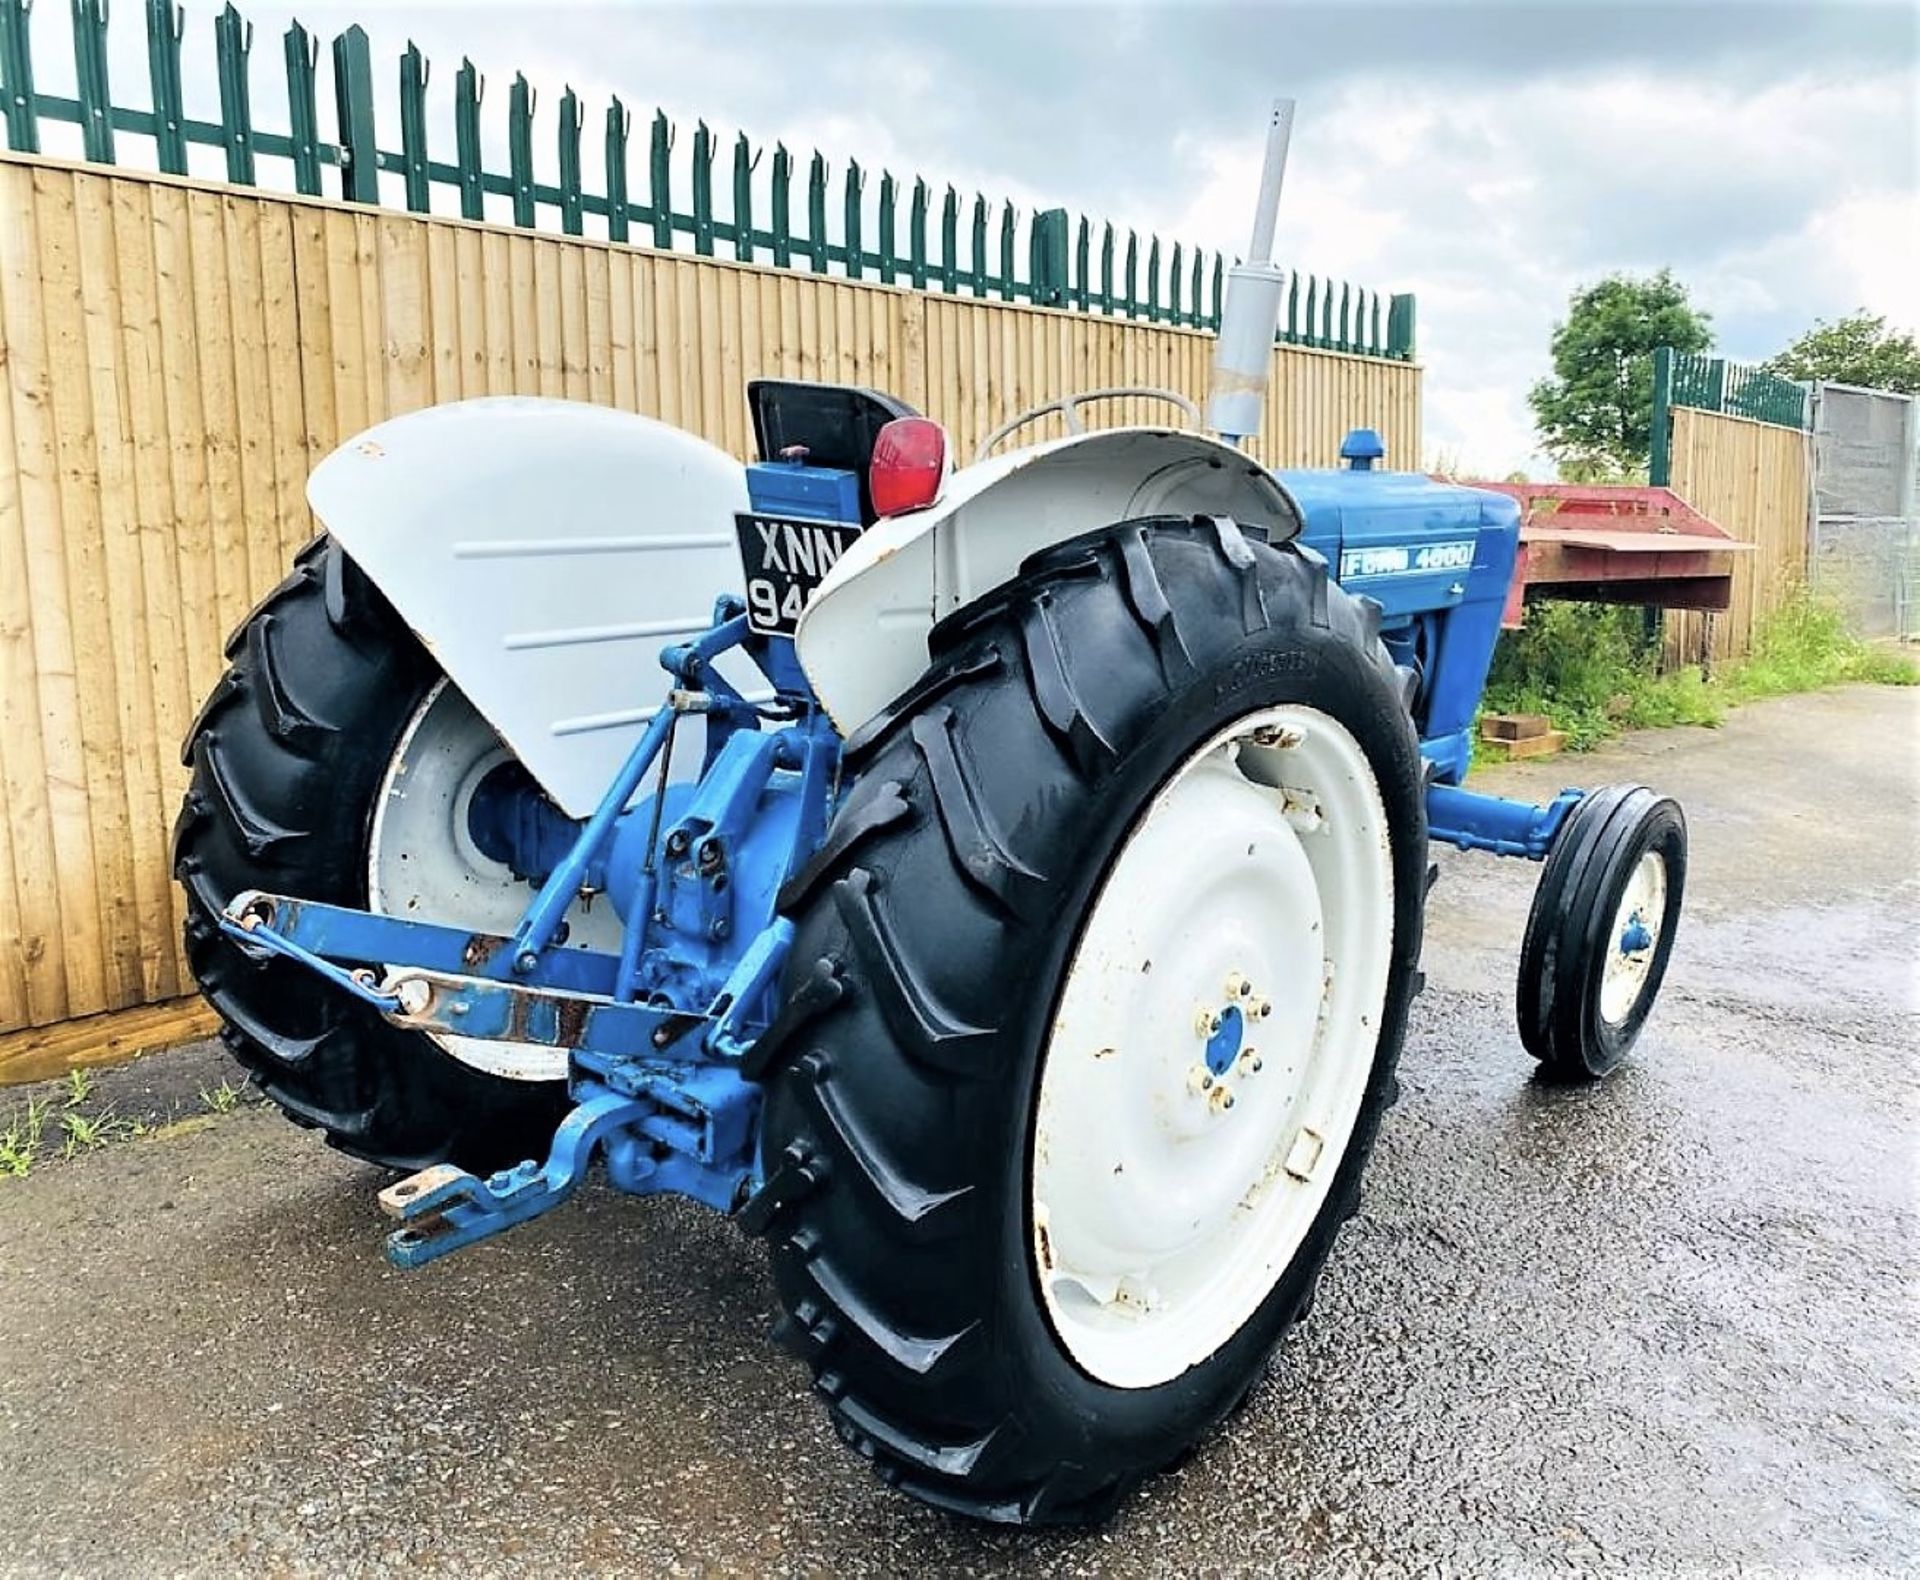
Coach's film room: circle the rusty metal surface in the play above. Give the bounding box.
[1520,526,1752,555]
[1472,479,1753,618]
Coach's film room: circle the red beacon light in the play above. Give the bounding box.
[868,417,948,518]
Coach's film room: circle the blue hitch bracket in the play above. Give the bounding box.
[379,1086,651,1269]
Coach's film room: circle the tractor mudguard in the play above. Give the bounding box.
[306,397,749,818]
[794,427,1302,734]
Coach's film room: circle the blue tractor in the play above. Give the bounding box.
[174,105,1685,1524]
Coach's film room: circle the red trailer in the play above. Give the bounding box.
[1466,482,1753,628]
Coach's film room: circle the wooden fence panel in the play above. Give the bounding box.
[0,153,1421,1034]
[1663,405,1811,666]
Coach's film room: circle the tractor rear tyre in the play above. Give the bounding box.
[1517,784,1686,1080]
[173,538,569,1173]
[747,516,1428,1525]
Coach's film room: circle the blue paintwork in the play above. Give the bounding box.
[1620,914,1653,954]
[749,453,863,522]
[384,1087,652,1268]
[1277,434,1522,788]
[1425,783,1583,859]
[1204,1003,1245,1077]
[227,410,1615,1268]
[1338,427,1385,470]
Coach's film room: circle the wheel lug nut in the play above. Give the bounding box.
[1251,997,1272,1020]
[1193,1008,1215,1038]
[1187,1064,1215,1094]
[1210,1084,1236,1114]
[1238,1048,1262,1075]
[1224,971,1248,999]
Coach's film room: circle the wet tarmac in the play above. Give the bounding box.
[2,684,1915,1575]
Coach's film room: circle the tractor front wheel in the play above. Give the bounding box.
[748,515,1427,1524]
[1517,785,1687,1080]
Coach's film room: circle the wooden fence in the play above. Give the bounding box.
[0,153,1422,1039]
[1663,404,1812,666]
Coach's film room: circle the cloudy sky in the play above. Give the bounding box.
[32,0,1920,474]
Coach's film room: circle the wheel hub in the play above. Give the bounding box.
[1030,704,1395,1390]
[1599,851,1668,1026]
[368,680,622,1082]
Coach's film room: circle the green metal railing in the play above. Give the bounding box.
[1650,346,1809,484]
[0,0,1416,359]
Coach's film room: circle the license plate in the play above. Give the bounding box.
[734,512,863,637]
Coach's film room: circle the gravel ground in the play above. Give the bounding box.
[1,684,1915,1576]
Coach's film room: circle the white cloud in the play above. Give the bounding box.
[1158,66,1917,476]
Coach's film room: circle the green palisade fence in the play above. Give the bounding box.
[0,0,1416,360]
[1650,346,1810,485]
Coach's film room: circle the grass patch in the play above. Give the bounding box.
[199,1078,244,1114]
[59,1107,139,1160]
[1484,590,1918,754]
[0,1096,52,1177]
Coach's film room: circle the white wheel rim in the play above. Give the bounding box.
[1030,705,1395,1390]
[1598,849,1666,1027]
[368,680,620,1082]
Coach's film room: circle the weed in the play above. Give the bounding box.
[59,1108,136,1160]
[1721,595,1919,701]
[1483,589,1917,755]
[0,1096,52,1177]
[63,1067,94,1108]
[200,1078,244,1114]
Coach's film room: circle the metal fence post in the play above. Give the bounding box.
[557,87,584,235]
[690,120,713,253]
[454,59,484,219]
[1649,345,1674,487]
[1029,207,1068,308]
[212,2,253,184]
[72,0,114,163]
[604,99,632,242]
[875,170,894,282]
[648,111,672,249]
[805,150,827,273]
[842,158,862,279]
[1387,292,1416,361]
[0,0,39,153]
[282,20,321,194]
[507,74,535,227]
[732,133,754,262]
[398,41,431,212]
[768,144,790,266]
[331,24,378,202]
[997,201,1014,301]
[908,178,927,288]
[939,188,957,292]
[147,0,187,174]
[969,195,986,297]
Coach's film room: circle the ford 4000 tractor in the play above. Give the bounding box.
[175,104,1685,1524]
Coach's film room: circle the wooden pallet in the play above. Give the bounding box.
[1479,713,1568,760]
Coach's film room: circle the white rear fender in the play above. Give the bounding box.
[308,398,748,818]
[795,427,1299,733]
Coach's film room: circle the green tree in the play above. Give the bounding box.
[1529,271,1711,473]
[1764,311,1920,395]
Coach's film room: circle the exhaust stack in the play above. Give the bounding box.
[1206,99,1295,446]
